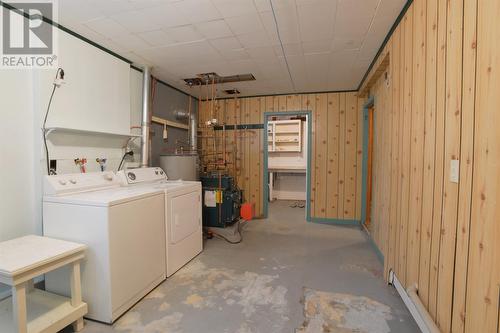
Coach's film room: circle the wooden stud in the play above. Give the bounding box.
[465,0,500,331]
[418,0,438,308]
[326,93,340,218]
[337,93,346,218]
[344,93,358,219]
[314,94,328,218]
[407,0,426,287]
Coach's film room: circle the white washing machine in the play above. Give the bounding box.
[43,171,166,323]
[117,167,202,277]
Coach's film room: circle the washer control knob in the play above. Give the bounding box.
[59,180,67,185]
[69,179,77,184]
[127,172,136,181]
[160,171,164,175]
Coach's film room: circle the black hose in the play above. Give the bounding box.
[117,151,134,171]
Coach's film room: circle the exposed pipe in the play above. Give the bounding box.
[141,66,152,167]
[174,108,198,152]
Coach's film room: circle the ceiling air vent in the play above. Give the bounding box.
[184,72,255,86]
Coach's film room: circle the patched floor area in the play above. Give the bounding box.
[69,201,419,333]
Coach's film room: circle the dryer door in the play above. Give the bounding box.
[168,190,201,244]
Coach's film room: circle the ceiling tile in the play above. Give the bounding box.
[112,34,151,51]
[209,36,243,51]
[332,38,362,52]
[273,43,302,56]
[56,0,404,97]
[174,0,222,24]
[253,0,272,12]
[86,0,135,16]
[221,48,251,61]
[58,2,105,24]
[195,20,233,39]
[162,25,205,44]
[138,30,174,47]
[212,0,257,18]
[336,0,379,19]
[246,46,276,61]
[225,14,264,35]
[237,30,272,48]
[84,18,128,38]
[298,2,336,42]
[302,39,332,54]
[110,3,190,33]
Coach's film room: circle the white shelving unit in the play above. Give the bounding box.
[44,127,141,139]
[268,119,302,152]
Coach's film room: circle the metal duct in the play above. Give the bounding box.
[174,107,198,152]
[141,66,152,167]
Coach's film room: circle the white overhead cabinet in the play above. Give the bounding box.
[268,120,302,152]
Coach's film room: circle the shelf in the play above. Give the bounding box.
[275,130,300,134]
[0,289,87,333]
[45,127,141,138]
[276,140,299,143]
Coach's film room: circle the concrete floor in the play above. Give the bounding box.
[69,200,419,333]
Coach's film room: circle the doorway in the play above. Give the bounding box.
[263,111,312,220]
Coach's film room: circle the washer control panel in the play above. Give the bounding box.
[44,171,119,195]
[116,167,167,185]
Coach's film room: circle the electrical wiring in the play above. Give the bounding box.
[42,67,64,175]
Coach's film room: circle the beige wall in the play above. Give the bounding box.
[364,0,500,332]
[199,92,364,220]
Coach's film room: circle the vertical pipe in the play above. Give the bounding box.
[190,109,198,152]
[141,66,151,167]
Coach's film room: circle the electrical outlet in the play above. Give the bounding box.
[49,159,57,172]
[450,159,459,183]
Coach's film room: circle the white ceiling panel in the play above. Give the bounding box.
[84,18,128,38]
[302,39,332,54]
[225,14,264,35]
[174,0,222,24]
[138,30,174,47]
[212,0,258,18]
[195,20,233,39]
[112,34,151,51]
[210,36,243,52]
[162,25,205,44]
[237,30,272,49]
[56,0,406,97]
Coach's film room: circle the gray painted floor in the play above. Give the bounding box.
[67,200,419,333]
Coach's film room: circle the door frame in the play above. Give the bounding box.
[262,110,313,221]
[361,96,375,226]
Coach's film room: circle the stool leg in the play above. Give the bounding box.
[70,261,84,331]
[12,283,27,333]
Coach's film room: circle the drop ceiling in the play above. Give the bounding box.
[58,0,406,98]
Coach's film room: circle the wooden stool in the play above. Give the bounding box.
[0,235,87,333]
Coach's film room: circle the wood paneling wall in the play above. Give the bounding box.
[366,0,500,332]
[198,92,364,221]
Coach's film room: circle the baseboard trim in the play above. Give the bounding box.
[389,271,440,333]
[310,217,361,226]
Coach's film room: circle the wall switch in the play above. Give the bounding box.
[450,159,459,183]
